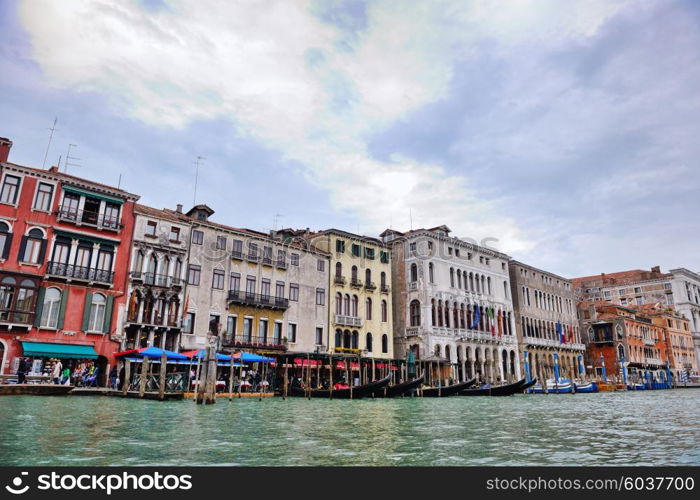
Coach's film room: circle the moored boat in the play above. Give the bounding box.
[290,373,392,399]
[459,377,528,396]
[420,378,476,397]
[574,381,599,393]
[530,378,574,394]
[0,384,74,396]
[372,375,425,398]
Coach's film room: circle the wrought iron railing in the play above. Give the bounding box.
[0,309,34,325]
[47,261,114,284]
[57,207,122,230]
[227,290,289,309]
[221,334,287,351]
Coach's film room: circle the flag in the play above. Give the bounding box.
[556,321,564,343]
[487,309,495,336]
[471,306,481,330]
[181,293,190,320]
[568,325,574,344]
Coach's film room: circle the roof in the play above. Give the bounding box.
[135,204,192,224]
[572,268,672,289]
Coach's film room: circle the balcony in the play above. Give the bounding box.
[246,253,259,264]
[221,334,287,352]
[227,290,289,310]
[335,314,362,327]
[46,261,114,285]
[364,281,376,291]
[405,327,421,337]
[276,260,288,270]
[57,207,122,231]
[0,309,34,327]
[262,257,273,267]
[645,357,662,366]
[231,250,244,260]
[380,284,390,294]
[130,271,143,281]
[334,275,347,286]
[350,278,362,289]
[409,282,418,291]
[643,338,656,346]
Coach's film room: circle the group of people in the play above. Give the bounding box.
[14,358,100,386]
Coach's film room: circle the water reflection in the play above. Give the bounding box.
[0,391,698,466]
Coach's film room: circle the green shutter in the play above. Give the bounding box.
[103,295,114,333]
[82,292,93,332]
[33,287,46,328]
[57,289,69,329]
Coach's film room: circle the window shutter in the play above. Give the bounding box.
[33,287,46,328]
[18,235,27,262]
[82,292,93,331]
[1,233,12,260]
[103,295,114,333]
[38,239,47,265]
[57,289,69,329]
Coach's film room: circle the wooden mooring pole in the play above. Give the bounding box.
[122,360,131,396]
[158,352,167,400]
[138,357,149,398]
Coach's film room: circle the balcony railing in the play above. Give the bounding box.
[246,253,259,263]
[47,261,114,285]
[335,314,362,327]
[57,207,122,231]
[350,278,362,288]
[409,282,418,291]
[262,257,273,266]
[643,338,656,346]
[0,309,34,326]
[221,334,287,351]
[231,250,244,260]
[227,290,289,310]
[645,357,662,365]
[365,281,376,291]
[380,284,390,293]
[334,275,346,285]
[276,260,288,270]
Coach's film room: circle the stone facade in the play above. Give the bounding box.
[384,225,519,384]
[509,261,585,382]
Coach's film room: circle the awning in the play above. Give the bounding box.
[62,185,124,205]
[114,347,189,360]
[21,341,98,359]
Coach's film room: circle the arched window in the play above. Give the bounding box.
[469,272,474,291]
[163,256,170,277]
[174,258,182,281]
[381,300,387,322]
[40,288,62,328]
[88,293,106,332]
[0,221,11,260]
[148,254,157,275]
[343,330,351,348]
[410,263,417,282]
[617,344,625,360]
[128,290,141,322]
[382,334,388,353]
[445,345,451,362]
[351,265,358,282]
[335,329,342,348]
[457,270,462,289]
[351,295,358,316]
[487,277,491,295]
[429,263,434,283]
[431,299,436,326]
[351,331,358,349]
[343,294,350,315]
[335,292,343,315]
[475,273,480,292]
[450,268,455,287]
[366,333,373,352]
[365,268,372,285]
[22,228,45,264]
[380,271,387,289]
[410,300,421,326]
[335,261,342,278]
[366,297,372,320]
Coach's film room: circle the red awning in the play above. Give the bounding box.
[293,358,320,367]
[335,361,360,370]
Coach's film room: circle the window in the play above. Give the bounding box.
[366,333,373,352]
[634,287,641,293]
[216,236,226,250]
[103,203,120,229]
[40,288,62,328]
[243,317,252,341]
[287,323,296,343]
[248,242,258,260]
[290,283,299,301]
[183,312,195,334]
[618,289,625,295]
[351,244,361,257]
[336,239,345,253]
[410,263,418,282]
[291,253,299,266]
[317,259,325,272]
[212,269,224,289]
[0,221,11,260]
[96,249,113,273]
[381,300,388,322]
[272,321,284,344]
[259,319,268,341]
[246,276,256,295]
[192,230,204,245]
[33,182,53,211]
[261,279,271,298]
[146,221,157,236]
[664,283,671,290]
[230,273,240,291]
[315,327,323,345]
[232,239,243,258]
[209,314,220,335]
[22,228,44,264]
[276,281,285,298]
[87,293,106,332]
[382,334,388,353]
[410,300,421,326]
[364,247,375,260]
[263,246,272,264]
[187,265,201,285]
[170,227,180,242]
[174,259,182,280]
[226,315,237,336]
[429,262,434,283]
[277,249,286,266]
[448,247,453,255]
[366,297,372,320]
[0,175,20,204]
[316,288,325,305]
[380,251,389,263]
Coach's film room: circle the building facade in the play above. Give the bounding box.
[384,225,519,383]
[573,266,700,369]
[120,204,190,352]
[0,138,137,381]
[639,304,698,379]
[509,261,585,382]
[181,206,329,356]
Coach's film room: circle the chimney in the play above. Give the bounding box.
[49,166,59,173]
[0,137,13,163]
[176,204,183,213]
[651,266,660,273]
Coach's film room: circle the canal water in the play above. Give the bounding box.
[1,390,698,466]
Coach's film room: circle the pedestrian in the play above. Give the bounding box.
[52,359,63,384]
[17,357,28,384]
[118,363,126,390]
[61,366,71,385]
[109,365,118,389]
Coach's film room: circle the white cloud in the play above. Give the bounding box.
[18,0,636,255]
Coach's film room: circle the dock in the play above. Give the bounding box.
[183,392,274,399]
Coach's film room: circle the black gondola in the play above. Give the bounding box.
[290,373,392,399]
[420,377,476,397]
[519,378,537,392]
[372,375,425,398]
[459,377,532,396]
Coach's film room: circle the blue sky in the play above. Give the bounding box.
[1,0,698,278]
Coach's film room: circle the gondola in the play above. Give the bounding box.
[290,373,392,399]
[420,378,476,397]
[520,378,537,392]
[372,375,425,398]
[459,377,529,396]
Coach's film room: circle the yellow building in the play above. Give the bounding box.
[310,229,394,359]
[642,304,699,378]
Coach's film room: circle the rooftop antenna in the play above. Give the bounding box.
[272,213,283,231]
[42,117,58,169]
[193,155,205,205]
[64,143,81,173]
[117,173,122,190]
[409,207,413,230]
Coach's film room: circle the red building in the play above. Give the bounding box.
[0,137,138,384]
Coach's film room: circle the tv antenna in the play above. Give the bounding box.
[64,144,82,173]
[42,117,58,169]
[193,155,205,205]
[272,213,283,231]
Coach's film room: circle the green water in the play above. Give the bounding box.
[0,390,698,466]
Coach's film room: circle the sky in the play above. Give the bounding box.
[1,0,698,278]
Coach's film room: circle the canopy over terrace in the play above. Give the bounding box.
[114,347,189,362]
[179,350,274,365]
